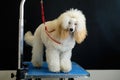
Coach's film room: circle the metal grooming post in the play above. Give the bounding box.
[17,0,26,79]
[18,0,26,70]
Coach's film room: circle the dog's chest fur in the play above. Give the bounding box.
[43,32,75,52]
[59,35,75,52]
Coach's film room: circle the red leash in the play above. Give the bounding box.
[40,0,61,44]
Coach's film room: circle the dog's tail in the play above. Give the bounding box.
[24,31,34,46]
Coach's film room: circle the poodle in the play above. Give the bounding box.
[24,8,87,72]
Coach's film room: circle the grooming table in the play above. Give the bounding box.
[23,62,90,79]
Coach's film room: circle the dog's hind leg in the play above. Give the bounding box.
[31,35,44,67]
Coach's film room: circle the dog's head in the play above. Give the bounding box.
[57,8,87,44]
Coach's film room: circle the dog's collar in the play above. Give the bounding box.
[45,26,61,44]
[40,0,61,45]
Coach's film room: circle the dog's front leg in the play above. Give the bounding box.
[60,50,72,72]
[46,48,60,72]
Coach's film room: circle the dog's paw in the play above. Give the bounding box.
[61,65,72,72]
[48,64,60,72]
[31,60,43,68]
[60,60,72,72]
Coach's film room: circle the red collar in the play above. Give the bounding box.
[45,26,61,44]
[41,0,61,44]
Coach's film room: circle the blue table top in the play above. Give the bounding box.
[23,62,90,79]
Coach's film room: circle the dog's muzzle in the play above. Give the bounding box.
[69,28,75,33]
[70,28,73,32]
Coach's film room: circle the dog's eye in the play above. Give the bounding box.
[74,23,77,25]
[68,21,71,25]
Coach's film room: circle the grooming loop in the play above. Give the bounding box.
[16,0,90,79]
[40,0,61,44]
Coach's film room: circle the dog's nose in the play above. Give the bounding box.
[70,28,73,32]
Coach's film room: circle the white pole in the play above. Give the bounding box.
[18,0,26,69]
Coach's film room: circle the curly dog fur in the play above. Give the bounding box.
[24,8,87,72]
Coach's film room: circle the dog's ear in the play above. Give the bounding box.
[60,29,69,40]
[74,22,87,44]
[61,16,70,29]
[58,25,69,40]
[57,16,70,40]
